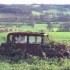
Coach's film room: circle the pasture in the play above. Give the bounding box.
[47,32,70,45]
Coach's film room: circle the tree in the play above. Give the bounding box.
[47,22,52,31]
[59,22,70,32]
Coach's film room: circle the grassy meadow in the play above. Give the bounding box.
[0,24,70,70]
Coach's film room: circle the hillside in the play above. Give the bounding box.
[0,4,70,23]
[0,4,70,32]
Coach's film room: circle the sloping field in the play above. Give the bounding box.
[47,32,70,45]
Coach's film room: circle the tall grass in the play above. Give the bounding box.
[0,56,70,70]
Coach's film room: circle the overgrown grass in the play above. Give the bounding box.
[0,56,70,70]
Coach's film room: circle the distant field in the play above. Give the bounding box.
[47,32,70,45]
[20,24,47,32]
[47,32,70,40]
[32,11,42,16]
[0,13,16,18]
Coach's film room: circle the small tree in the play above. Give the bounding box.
[47,22,52,31]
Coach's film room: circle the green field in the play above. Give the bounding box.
[47,32,70,45]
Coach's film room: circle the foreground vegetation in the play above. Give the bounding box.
[0,56,70,70]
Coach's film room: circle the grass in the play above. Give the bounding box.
[0,13,16,18]
[0,56,70,70]
[47,32,70,39]
[0,32,8,44]
[32,11,42,16]
[20,24,47,32]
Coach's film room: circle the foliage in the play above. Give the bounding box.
[0,56,70,70]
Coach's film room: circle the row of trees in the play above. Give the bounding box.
[34,12,70,23]
[59,22,70,32]
[47,22,70,32]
